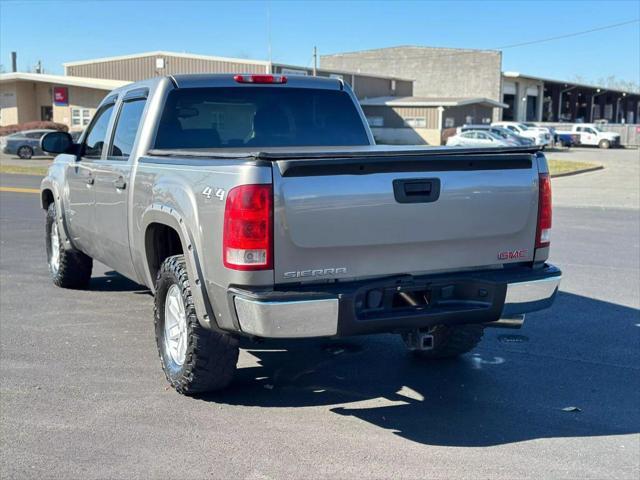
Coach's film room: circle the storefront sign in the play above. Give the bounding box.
[53,86,68,106]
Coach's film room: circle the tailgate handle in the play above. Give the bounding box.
[393,178,440,203]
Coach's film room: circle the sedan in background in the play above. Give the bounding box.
[0,129,56,159]
[446,130,515,147]
[458,124,534,146]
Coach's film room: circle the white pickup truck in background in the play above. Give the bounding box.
[556,124,621,149]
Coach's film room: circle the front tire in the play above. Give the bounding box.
[599,139,610,149]
[402,324,484,359]
[46,203,92,288]
[17,146,33,159]
[154,255,238,395]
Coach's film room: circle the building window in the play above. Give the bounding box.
[71,108,91,126]
[403,117,426,128]
[366,116,384,127]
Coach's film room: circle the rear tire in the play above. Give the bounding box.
[598,139,610,149]
[402,324,484,359]
[46,203,93,288]
[17,146,33,159]
[154,255,238,395]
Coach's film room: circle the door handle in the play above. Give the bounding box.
[114,176,127,190]
[393,178,441,204]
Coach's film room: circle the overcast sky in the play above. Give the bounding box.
[1,0,638,85]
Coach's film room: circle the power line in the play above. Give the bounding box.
[495,18,640,50]
[323,19,640,61]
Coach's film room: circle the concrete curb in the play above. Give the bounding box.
[551,165,604,178]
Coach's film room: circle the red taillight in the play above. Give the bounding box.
[233,74,287,84]
[223,184,273,271]
[536,173,552,248]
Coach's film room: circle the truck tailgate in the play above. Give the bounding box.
[271,148,540,284]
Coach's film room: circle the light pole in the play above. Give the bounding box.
[558,84,576,122]
[590,88,607,122]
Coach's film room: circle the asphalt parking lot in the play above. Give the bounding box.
[1,148,639,479]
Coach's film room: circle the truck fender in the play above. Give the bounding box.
[140,205,218,331]
[40,172,77,252]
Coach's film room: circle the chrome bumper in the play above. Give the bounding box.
[501,275,561,317]
[234,297,339,338]
[232,271,561,339]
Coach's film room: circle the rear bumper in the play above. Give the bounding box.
[229,264,561,339]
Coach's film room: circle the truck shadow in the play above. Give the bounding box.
[89,271,150,293]
[200,291,640,447]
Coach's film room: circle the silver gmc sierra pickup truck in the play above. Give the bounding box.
[39,74,561,395]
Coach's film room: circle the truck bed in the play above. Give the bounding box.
[147,145,545,286]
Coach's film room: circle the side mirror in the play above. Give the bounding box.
[40,131,75,154]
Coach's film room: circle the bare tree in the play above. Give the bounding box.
[569,74,639,93]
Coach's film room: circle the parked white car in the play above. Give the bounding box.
[446,130,514,147]
[492,122,552,147]
[555,124,620,149]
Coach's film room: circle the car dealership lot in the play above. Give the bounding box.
[1,149,639,479]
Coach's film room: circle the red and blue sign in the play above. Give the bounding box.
[53,86,68,106]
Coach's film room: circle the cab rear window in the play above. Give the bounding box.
[153,87,369,149]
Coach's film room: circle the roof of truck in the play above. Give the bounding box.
[169,73,343,90]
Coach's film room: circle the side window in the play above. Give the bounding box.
[587,128,597,135]
[84,104,115,159]
[109,99,146,159]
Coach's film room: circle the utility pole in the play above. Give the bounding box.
[267,1,272,72]
[312,46,318,76]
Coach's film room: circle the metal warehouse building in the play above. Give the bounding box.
[62,51,414,100]
[1,47,637,146]
[502,72,639,124]
[1,51,413,135]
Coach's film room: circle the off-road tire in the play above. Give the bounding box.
[154,255,238,395]
[46,203,92,288]
[17,146,33,159]
[598,139,610,149]
[404,324,484,359]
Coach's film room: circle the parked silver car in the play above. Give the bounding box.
[0,129,56,159]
